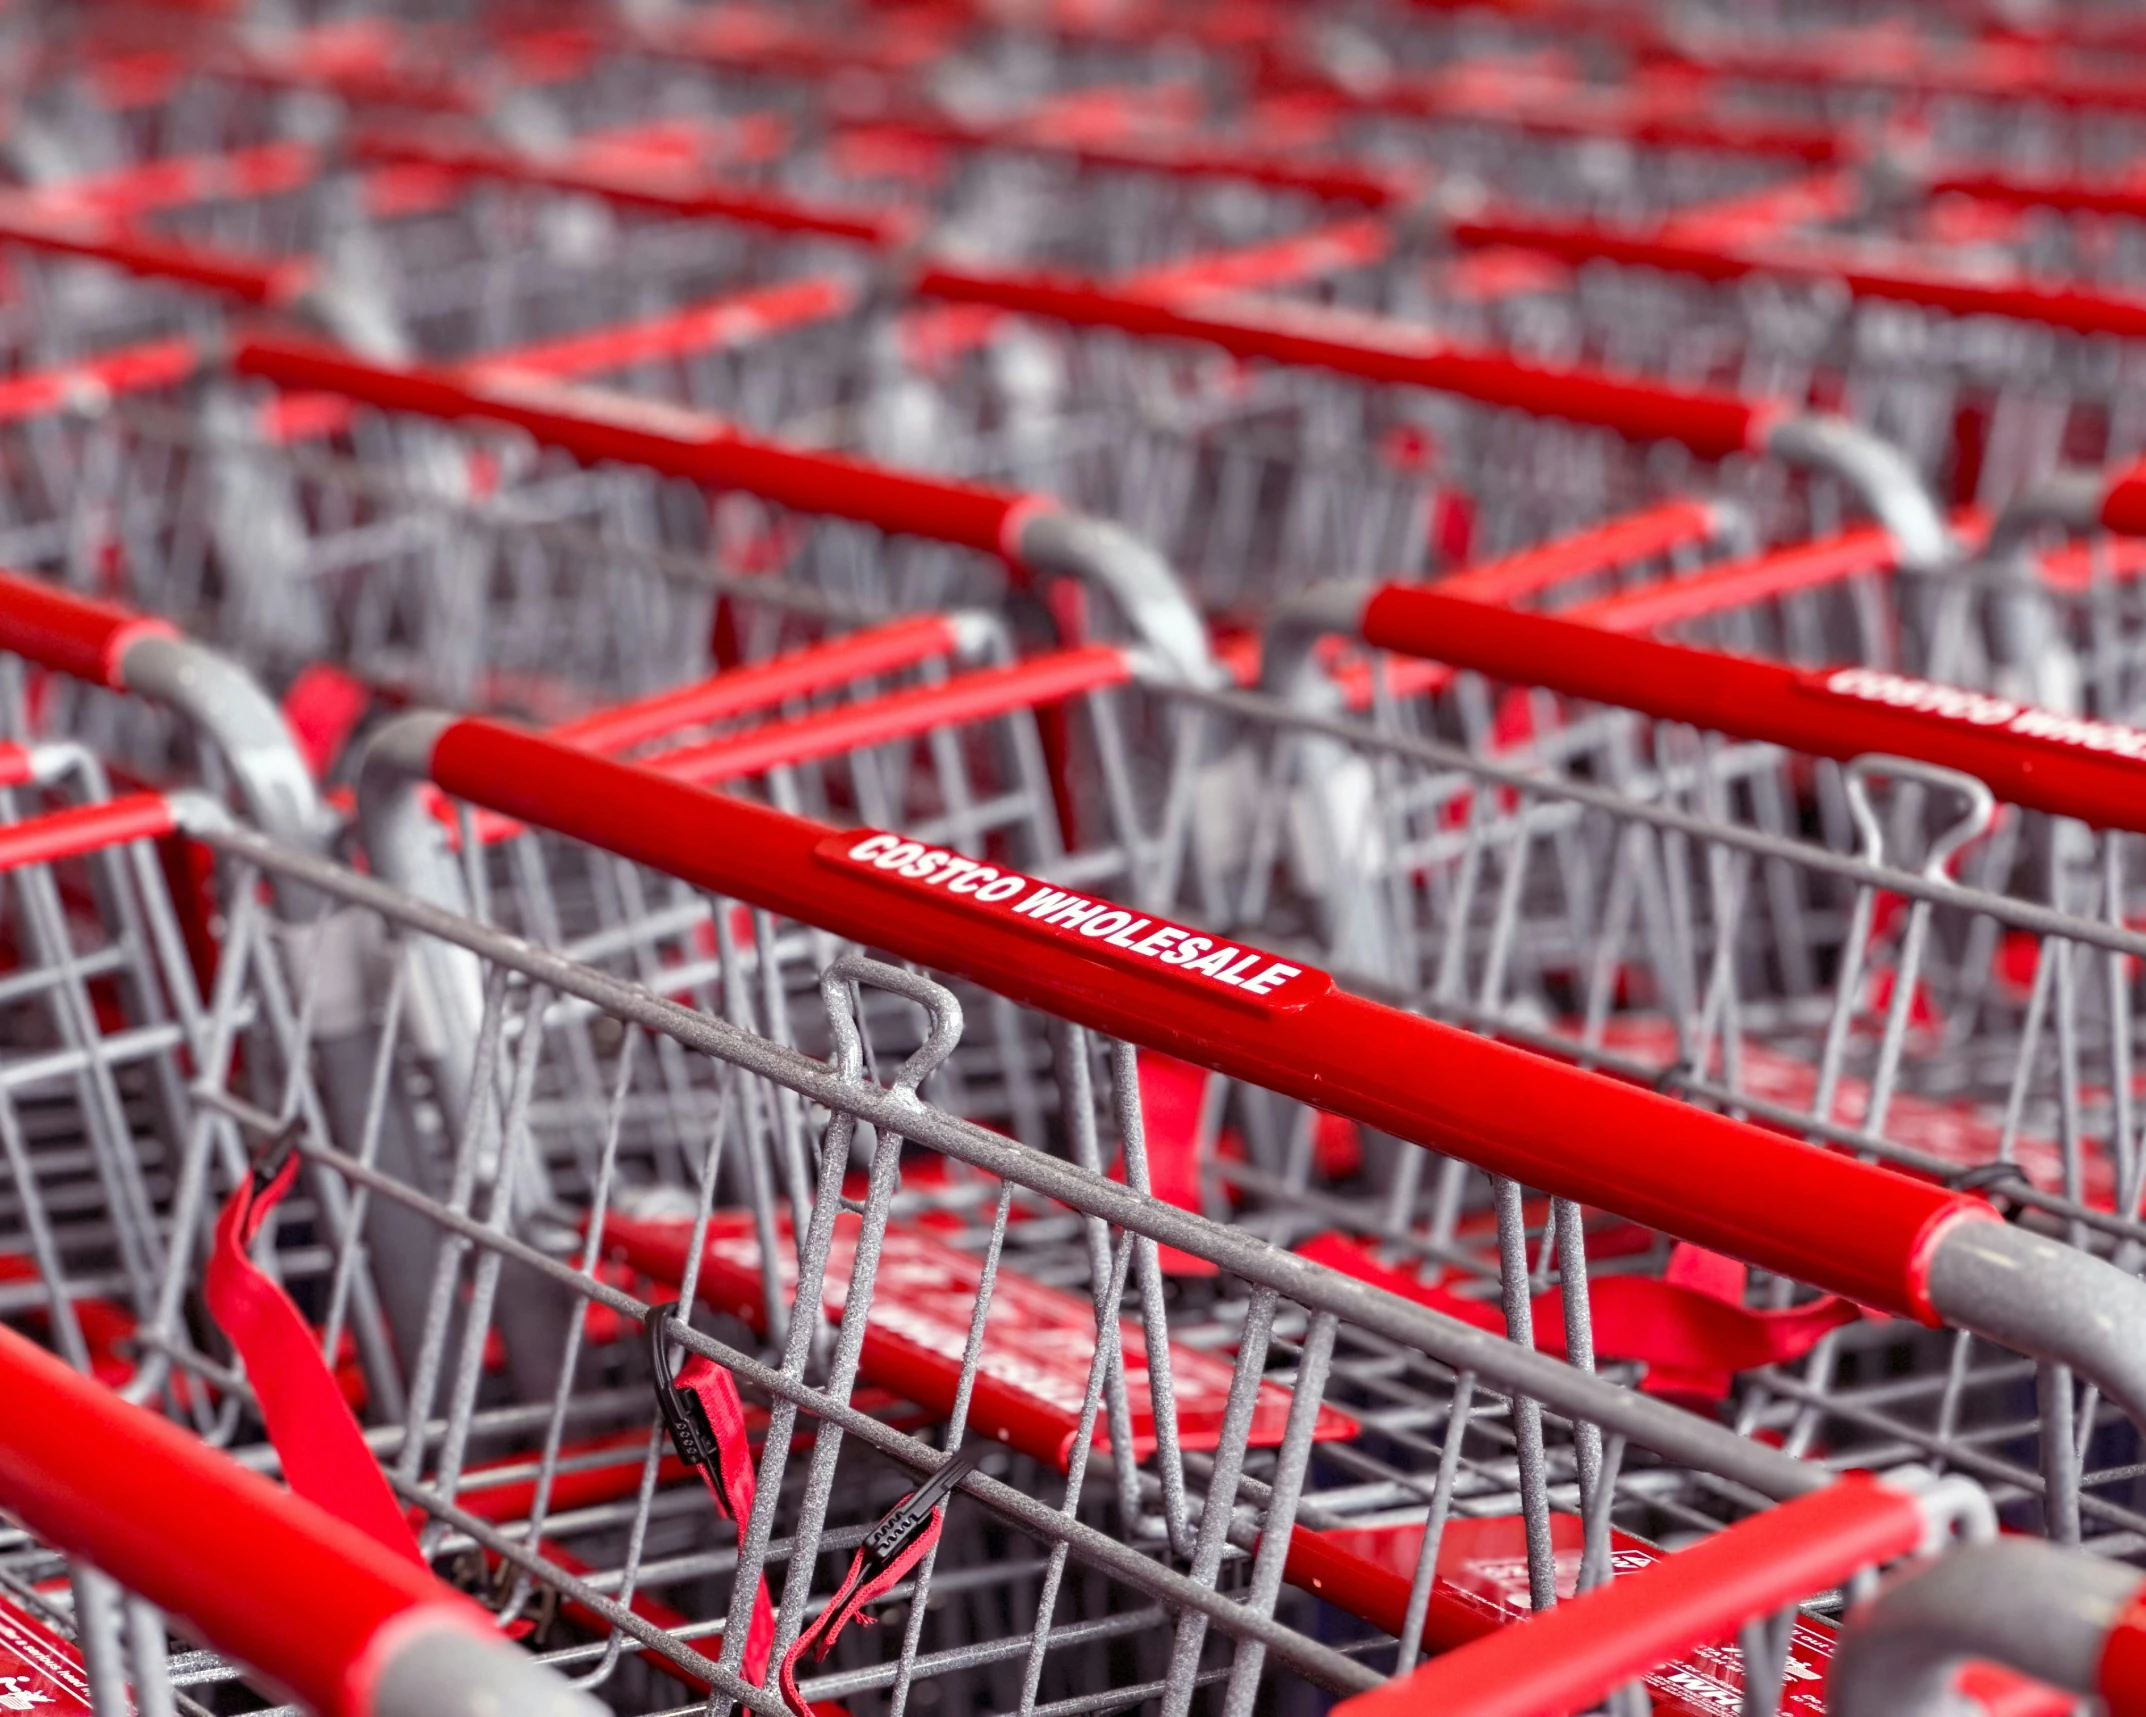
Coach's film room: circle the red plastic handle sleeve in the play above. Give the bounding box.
[0,1321,484,1717]
[1558,525,1897,635]
[0,205,306,303]
[651,644,1133,786]
[547,614,966,756]
[53,141,322,223]
[0,566,177,686]
[859,115,1408,205]
[1446,213,1762,284]
[2101,463,2146,537]
[424,716,1987,1318]
[0,794,178,871]
[1361,585,2146,837]
[912,267,1769,458]
[229,335,1029,554]
[1330,1474,1925,1717]
[469,276,856,382]
[1574,109,1847,165]
[1928,170,2146,221]
[1449,213,2146,342]
[1436,499,1722,606]
[346,132,913,248]
[1386,79,1845,164]
[0,337,202,426]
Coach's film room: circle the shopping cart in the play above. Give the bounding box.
[0,726,2068,1717]
[342,644,2146,1530]
[0,303,1229,777]
[0,570,2136,1713]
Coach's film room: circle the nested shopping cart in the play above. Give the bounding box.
[0,562,2141,1715]
[331,112,1956,605]
[0,46,1967,633]
[151,459,2137,1569]
[0,300,1231,773]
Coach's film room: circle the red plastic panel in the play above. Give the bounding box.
[605,1213,1358,1469]
[0,1593,94,1715]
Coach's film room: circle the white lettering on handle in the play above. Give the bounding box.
[1821,666,2146,763]
[822,829,1329,1014]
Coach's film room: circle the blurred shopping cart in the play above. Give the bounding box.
[0,725,2085,1717]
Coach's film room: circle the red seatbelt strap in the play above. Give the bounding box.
[775,1449,980,1717]
[1296,1232,1860,1405]
[204,1149,425,1564]
[646,1304,777,1684]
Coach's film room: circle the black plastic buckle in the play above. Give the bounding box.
[249,1116,307,1193]
[645,1301,721,1473]
[860,1447,981,1578]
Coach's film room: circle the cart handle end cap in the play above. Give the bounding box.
[1763,413,1953,574]
[1984,466,2112,564]
[1924,1216,2146,1435]
[1007,504,1219,686]
[356,710,463,905]
[1262,580,1379,703]
[1831,1540,2146,1717]
[117,631,327,850]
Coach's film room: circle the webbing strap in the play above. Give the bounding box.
[204,1156,424,1564]
[776,1511,944,1717]
[669,1353,778,1684]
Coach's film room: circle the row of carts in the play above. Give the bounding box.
[13,0,2146,1713]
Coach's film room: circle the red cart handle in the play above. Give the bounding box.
[1926,168,2146,223]
[912,263,1947,564]
[1387,77,1849,166]
[228,335,1216,682]
[2098,459,2146,538]
[0,1321,599,1717]
[846,111,1414,207]
[0,567,321,846]
[355,708,1987,1323]
[233,332,1021,548]
[347,130,918,250]
[0,567,177,687]
[914,264,1773,460]
[0,197,310,304]
[1281,581,2146,839]
[1447,209,2146,344]
[1333,1472,1929,1717]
